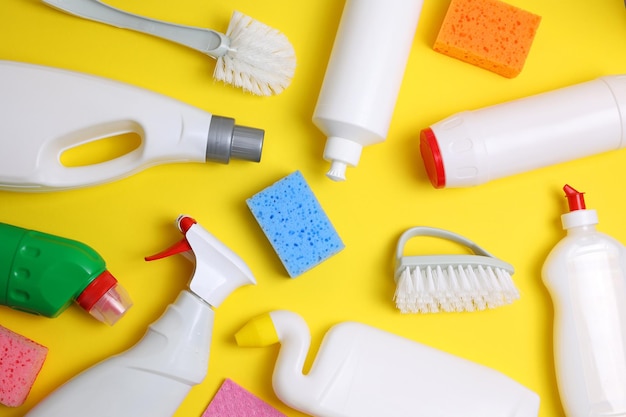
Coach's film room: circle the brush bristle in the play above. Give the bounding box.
[394,264,520,314]
[214,11,296,96]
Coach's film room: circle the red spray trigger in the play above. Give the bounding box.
[145,216,198,261]
[563,184,586,212]
[145,239,191,261]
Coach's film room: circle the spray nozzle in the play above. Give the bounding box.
[145,215,256,307]
[564,184,586,211]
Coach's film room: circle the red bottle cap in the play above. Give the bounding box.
[420,128,446,189]
[76,271,132,325]
[76,270,117,311]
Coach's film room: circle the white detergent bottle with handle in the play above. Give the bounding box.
[0,60,264,192]
[542,185,626,417]
[312,0,423,181]
[236,310,540,417]
[25,215,256,417]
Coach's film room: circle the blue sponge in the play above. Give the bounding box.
[246,171,344,277]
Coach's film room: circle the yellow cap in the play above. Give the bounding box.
[235,313,280,347]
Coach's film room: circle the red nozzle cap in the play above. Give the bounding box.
[76,271,132,325]
[176,215,197,233]
[76,270,117,311]
[563,184,586,211]
[420,128,445,188]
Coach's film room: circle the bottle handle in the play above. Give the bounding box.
[35,122,164,190]
[48,153,145,190]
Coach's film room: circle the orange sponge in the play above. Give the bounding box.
[434,0,541,78]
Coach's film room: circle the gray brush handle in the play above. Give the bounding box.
[42,0,230,57]
[395,226,497,262]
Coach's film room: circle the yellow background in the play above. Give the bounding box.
[2,0,626,416]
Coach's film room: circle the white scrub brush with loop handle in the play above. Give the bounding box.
[42,0,296,96]
[394,227,520,314]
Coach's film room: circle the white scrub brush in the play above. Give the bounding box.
[42,0,296,96]
[394,227,520,314]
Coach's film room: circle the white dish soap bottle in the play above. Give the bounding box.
[542,185,626,417]
[25,215,256,417]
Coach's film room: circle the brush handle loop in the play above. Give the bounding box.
[42,0,230,57]
[395,226,497,262]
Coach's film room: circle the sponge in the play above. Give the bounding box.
[201,379,286,417]
[247,171,344,277]
[0,325,48,407]
[434,0,541,78]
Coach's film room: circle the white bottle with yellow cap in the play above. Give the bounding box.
[236,310,540,417]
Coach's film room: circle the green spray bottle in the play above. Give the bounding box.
[0,222,132,325]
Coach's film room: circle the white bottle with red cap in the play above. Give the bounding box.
[420,75,626,188]
[542,185,626,417]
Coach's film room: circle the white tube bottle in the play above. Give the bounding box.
[542,185,626,417]
[312,0,423,181]
[420,75,626,188]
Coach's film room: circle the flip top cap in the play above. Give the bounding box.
[561,184,599,229]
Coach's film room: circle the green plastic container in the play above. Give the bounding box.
[0,222,132,324]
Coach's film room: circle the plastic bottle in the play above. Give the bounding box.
[236,310,540,417]
[0,60,264,191]
[25,215,256,417]
[420,75,626,188]
[542,185,626,417]
[0,222,132,325]
[312,0,423,181]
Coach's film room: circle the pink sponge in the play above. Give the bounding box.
[0,325,48,407]
[202,379,286,417]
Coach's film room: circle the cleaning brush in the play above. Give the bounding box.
[42,0,296,96]
[394,226,520,313]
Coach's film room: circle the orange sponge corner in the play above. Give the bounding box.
[434,0,541,78]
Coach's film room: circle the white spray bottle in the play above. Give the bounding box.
[312,0,423,181]
[236,310,540,417]
[25,215,256,417]
[0,60,264,191]
[542,185,626,417]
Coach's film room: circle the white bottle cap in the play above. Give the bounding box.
[323,136,363,181]
[562,209,599,229]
